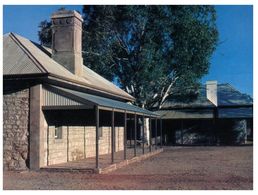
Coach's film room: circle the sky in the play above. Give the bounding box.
[202,5,253,97]
[3,5,253,96]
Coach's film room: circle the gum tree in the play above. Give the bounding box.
[38,5,218,109]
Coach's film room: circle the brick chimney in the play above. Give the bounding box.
[206,80,218,106]
[51,10,83,76]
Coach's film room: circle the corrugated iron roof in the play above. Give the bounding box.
[3,34,43,75]
[42,86,84,107]
[155,84,253,119]
[158,87,215,109]
[218,107,253,118]
[156,107,253,119]
[217,84,253,106]
[156,109,214,119]
[43,85,159,117]
[3,32,134,101]
[159,84,252,110]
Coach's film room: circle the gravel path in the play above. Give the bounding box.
[3,146,253,190]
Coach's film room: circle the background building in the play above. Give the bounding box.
[155,81,253,145]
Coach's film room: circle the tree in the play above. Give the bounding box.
[38,5,218,109]
[38,20,52,47]
[37,7,66,47]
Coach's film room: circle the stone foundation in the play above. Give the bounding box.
[3,88,30,170]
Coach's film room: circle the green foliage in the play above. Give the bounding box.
[38,5,218,108]
[38,20,52,47]
[170,6,218,93]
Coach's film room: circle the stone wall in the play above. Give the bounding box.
[115,127,124,152]
[68,126,85,161]
[85,126,96,158]
[48,126,68,165]
[3,88,30,170]
[47,126,124,165]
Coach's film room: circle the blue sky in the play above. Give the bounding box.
[202,5,253,97]
[3,5,253,96]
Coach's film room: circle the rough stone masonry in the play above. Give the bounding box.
[3,88,30,170]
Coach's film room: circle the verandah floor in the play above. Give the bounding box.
[42,145,163,173]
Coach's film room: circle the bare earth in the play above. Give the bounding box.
[3,146,253,190]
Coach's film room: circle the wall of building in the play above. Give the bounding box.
[68,126,85,160]
[48,126,68,165]
[47,125,124,166]
[3,88,30,170]
[216,119,248,145]
[163,118,250,146]
[115,127,124,152]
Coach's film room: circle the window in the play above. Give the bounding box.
[55,126,62,139]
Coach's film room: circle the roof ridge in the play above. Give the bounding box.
[8,32,48,74]
[221,83,244,95]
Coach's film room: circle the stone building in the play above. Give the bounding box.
[3,10,161,171]
[155,81,253,145]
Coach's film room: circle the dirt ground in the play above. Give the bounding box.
[3,146,253,190]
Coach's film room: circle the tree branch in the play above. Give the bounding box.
[159,76,178,109]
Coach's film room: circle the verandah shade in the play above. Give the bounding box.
[43,85,159,117]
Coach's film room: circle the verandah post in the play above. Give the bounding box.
[149,117,152,152]
[142,115,145,154]
[160,118,163,148]
[134,113,137,157]
[124,111,127,160]
[95,106,99,169]
[111,109,115,164]
[155,118,158,149]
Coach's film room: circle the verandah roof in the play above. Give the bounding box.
[42,85,159,117]
[156,109,214,119]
